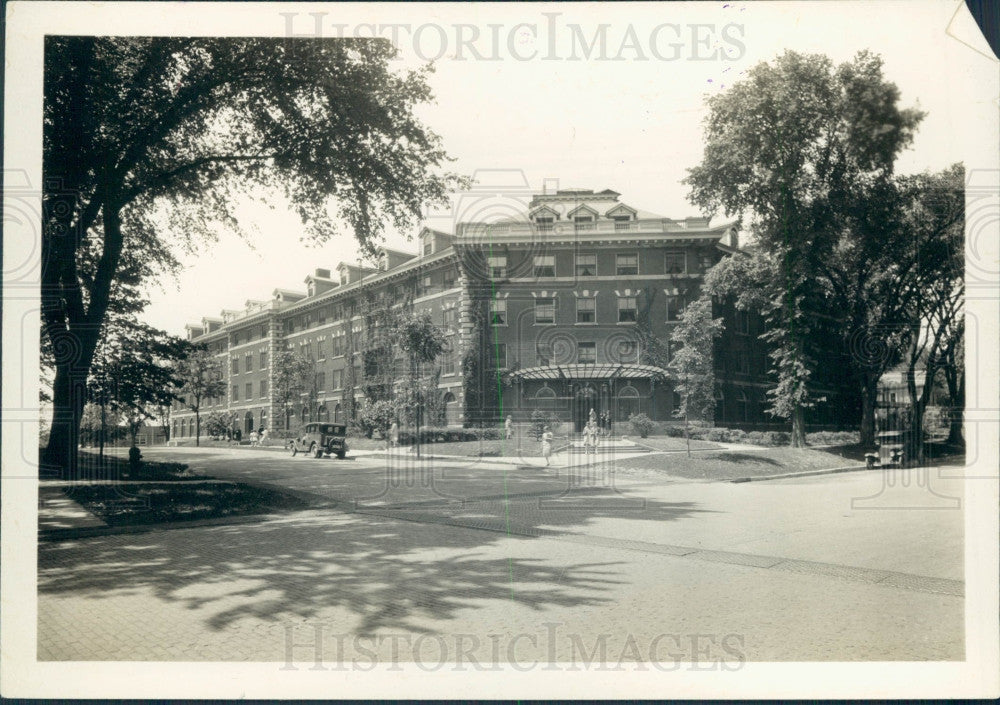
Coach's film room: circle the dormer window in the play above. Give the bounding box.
[307,282,315,297]
[535,217,554,232]
[340,271,349,285]
[423,239,433,256]
[574,215,593,224]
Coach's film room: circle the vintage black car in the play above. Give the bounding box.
[289,423,348,459]
[865,430,914,468]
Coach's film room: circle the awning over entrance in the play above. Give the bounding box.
[506,363,668,383]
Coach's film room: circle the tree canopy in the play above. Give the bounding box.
[685,50,929,446]
[42,36,465,473]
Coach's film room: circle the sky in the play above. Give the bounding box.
[140,0,987,336]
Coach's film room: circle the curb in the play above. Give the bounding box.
[729,464,870,483]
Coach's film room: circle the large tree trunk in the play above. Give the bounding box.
[790,405,807,448]
[944,366,964,447]
[43,205,125,477]
[859,378,879,448]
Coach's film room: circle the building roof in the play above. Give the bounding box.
[507,363,669,382]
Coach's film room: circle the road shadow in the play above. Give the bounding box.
[39,450,710,645]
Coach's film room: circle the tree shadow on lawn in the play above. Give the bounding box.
[38,490,707,639]
[715,452,782,467]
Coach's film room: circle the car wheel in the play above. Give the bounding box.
[336,452,345,460]
[309,442,319,458]
[314,444,325,459]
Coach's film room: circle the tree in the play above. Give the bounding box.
[685,50,925,446]
[272,348,314,431]
[668,297,724,456]
[42,36,464,474]
[204,410,237,440]
[895,167,964,460]
[175,347,226,446]
[398,313,446,457]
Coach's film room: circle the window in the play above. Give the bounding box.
[533,255,555,277]
[444,268,457,289]
[664,250,686,274]
[260,350,268,368]
[577,342,596,364]
[333,369,344,389]
[576,297,596,323]
[611,339,638,363]
[316,372,325,391]
[245,353,253,372]
[245,382,253,399]
[444,308,457,326]
[423,239,433,256]
[535,297,555,324]
[232,385,239,402]
[332,333,344,357]
[575,254,597,277]
[535,216,554,231]
[490,298,507,326]
[574,215,593,224]
[535,386,558,410]
[616,253,638,276]
[737,350,750,375]
[232,358,239,375]
[493,343,507,368]
[617,296,638,323]
[261,325,268,339]
[317,340,326,359]
[613,215,632,231]
[443,343,455,375]
[536,342,551,366]
[699,253,715,272]
[487,255,507,279]
[736,310,751,335]
[666,294,688,322]
[260,380,268,397]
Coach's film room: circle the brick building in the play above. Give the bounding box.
[170,188,775,439]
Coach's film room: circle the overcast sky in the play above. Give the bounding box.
[140,1,985,335]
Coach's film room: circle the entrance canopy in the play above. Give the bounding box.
[507,363,668,382]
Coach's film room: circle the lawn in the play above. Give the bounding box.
[58,452,308,527]
[64,482,309,526]
[608,446,863,481]
[629,436,722,452]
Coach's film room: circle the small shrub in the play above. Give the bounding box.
[628,413,656,439]
[530,410,558,440]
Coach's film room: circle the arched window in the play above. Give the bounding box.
[301,405,311,424]
[442,392,458,425]
[334,403,342,423]
[617,385,640,421]
[318,405,329,422]
[260,409,268,432]
[735,388,749,423]
[286,408,295,430]
[179,419,185,438]
[535,385,558,410]
[172,421,178,439]
[245,411,254,433]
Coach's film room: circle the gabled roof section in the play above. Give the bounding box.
[529,204,560,219]
[567,203,600,218]
[605,203,638,217]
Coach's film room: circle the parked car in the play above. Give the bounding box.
[865,430,915,468]
[289,423,348,459]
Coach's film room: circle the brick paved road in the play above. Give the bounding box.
[38,447,965,663]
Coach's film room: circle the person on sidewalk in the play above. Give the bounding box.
[389,420,399,449]
[249,429,259,447]
[541,426,554,466]
[260,427,269,446]
[505,416,513,440]
[585,420,598,455]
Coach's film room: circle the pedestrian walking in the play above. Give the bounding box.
[389,420,399,449]
[600,411,609,436]
[505,416,513,440]
[249,430,259,447]
[585,420,599,455]
[541,426,554,466]
[260,428,269,446]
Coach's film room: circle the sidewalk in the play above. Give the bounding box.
[38,486,107,531]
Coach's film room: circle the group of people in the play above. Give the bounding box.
[248,427,268,447]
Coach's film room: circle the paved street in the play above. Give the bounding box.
[38,447,964,663]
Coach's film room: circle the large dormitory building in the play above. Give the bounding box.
[170,187,841,439]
